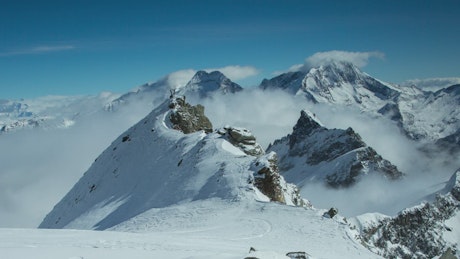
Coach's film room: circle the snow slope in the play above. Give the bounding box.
[33,95,384,258]
[39,96,302,230]
[2,200,381,258]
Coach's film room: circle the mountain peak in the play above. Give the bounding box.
[289,110,324,148]
[182,70,243,96]
[269,111,402,187]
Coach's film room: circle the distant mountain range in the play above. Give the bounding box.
[3,62,459,148]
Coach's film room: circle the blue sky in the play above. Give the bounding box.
[1,0,459,99]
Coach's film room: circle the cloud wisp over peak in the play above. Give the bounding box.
[274,50,385,75]
[306,50,385,68]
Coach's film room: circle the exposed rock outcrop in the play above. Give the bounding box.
[251,152,309,207]
[218,126,264,156]
[169,96,213,134]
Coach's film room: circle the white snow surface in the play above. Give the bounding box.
[29,97,382,258]
[1,199,380,258]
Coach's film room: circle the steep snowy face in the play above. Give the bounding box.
[300,62,400,110]
[39,97,304,230]
[357,169,460,258]
[268,110,402,188]
[259,62,400,111]
[180,70,243,97]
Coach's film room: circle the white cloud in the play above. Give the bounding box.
[306,50,385,68]
[0,45,75,57]
[205,65,260,81]
[0,103,152,227]
[166,69,197,88]
[273,50,385,76]
[403,77,460,92]
[272,63,304,76]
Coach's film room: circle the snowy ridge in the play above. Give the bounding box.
[34,96,387,258]
[39,97,302,230]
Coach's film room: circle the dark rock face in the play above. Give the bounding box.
[253,153,286,203]
[169,96,213,134]
[361,170,460,258]
[323,208,338,219]
[269,110,403,187]
[251,152,307,207]
[286,251,310,259]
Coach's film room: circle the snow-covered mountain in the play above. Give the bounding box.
[267,110,402,188]
[261,61,460,147]
[387,84,460,141]
[0,94,119,133]
[36,95,392,258]
[39,95,305,230]
[106,70,242,112]
[353,168,460,258]
[179,70,243,97]
[1,70,242,134]
[261,61,400,111]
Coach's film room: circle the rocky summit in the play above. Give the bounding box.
[217,126,265,156]
[268,110,402,188]
[169,95,213,134]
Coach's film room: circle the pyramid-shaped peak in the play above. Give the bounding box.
[183,70,243,96]
[289,110,324,147]
[190,70,229,83]
[294,110,324,133]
